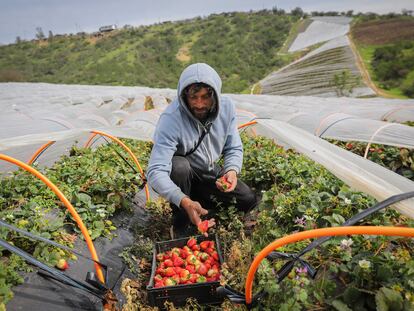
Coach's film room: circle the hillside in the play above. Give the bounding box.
[351,16,414,98]
[0,11,298,93]
[258,16,375,97]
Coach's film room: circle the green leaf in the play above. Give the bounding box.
[332,299,352,311]
[375,287,403,311]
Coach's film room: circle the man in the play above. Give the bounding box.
[147,63,258,235]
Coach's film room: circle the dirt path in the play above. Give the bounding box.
[348,34,396,99]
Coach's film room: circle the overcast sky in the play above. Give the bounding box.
[1,0,413,44]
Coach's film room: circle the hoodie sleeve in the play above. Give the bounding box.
[222,102,243,174]
[147,114,187,207]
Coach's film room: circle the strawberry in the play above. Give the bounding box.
[164,259,173,267]
[180,269,190,282]
[207,267,219,277]
[211,251,219,261]
[171,247,181,256]
[154,280,164,288]
[191,244,200,251]
[174,266,183,274]
[209,241,215,249]
[164,267,175,277]
[200,241,210,250]
[186,254,197,265]
[172,274,180,285]
[164,277,176,287]
[196,275,207,283]
[218,176,231,190]
[205,247,214,255]
[187,238,197,248]
[186,264,196,274]
[156,252,164,262]
[156,267,164,276]
[197,263,208,276]
[189,273,198,283]
[56,259,69,271]
[199,252,209,262]
[197,220,209,234]
[173,257,184,267]
[154,274,163,282]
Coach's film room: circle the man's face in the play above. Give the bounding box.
[186,87,214,121]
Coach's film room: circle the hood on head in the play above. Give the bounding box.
[177,63,222,119]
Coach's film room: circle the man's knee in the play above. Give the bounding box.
[170,156,191,182]
[236,186,259,213]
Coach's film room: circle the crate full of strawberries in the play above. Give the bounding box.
[147,234,224,308]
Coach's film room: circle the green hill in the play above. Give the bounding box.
[0,11,298,93]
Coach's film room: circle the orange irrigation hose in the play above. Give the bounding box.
[89,130,150,201]
[0,154,105,283]
[84,132,99,148]
[238,120,258,130]
[245,226,414,304]
[28,141,55,165]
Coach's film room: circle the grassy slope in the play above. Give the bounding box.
[0,11,298,93]
[351,16,414,99]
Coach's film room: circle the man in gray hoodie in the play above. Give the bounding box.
[147,63,258,234]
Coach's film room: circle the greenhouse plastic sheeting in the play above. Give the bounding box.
[1,82,413,217]
[254,119,414,217]
[261,35,375,97]
[288,16,352,52]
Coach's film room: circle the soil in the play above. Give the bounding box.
[352,18,414,45]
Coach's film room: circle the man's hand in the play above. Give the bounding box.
[216,170,237,192]
[180,197,215,236]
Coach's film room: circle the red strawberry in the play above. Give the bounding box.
[199,252,209,261]
[164,259,173,267]
[205,247,214,255]
[186,264,196,274]
[154,274,163,281]
[189,273,198,283]
[197,220,209,234]
[209,241,215,249]
[173,257,184,267]
[156,267,164,276]
[186,254,197,265]
[197,263,208,276]
[154,280,164,288]
[218,176,231,190]
[187,238,197,248]
[56,259,69,271]
[200,241,210,250]
[180,269,190,281]
[191,244,200,251]
[164,267,175,277]
[211,251,219,261]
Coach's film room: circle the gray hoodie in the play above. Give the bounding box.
[146,63,243,207]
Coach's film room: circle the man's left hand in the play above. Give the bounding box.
[216,170,237,192]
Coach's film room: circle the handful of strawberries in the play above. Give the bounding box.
[153,237,221,288]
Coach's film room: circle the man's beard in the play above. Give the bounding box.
[190,107,209,121]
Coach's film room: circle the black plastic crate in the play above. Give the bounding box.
[147,234,224,309]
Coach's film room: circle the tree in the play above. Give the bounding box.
[329,70,360,97]
[346,10,354,17]
[15,36,22,44]
[35,27,45,40]
[291,7,304,17]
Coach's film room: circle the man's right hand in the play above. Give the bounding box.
[180,197,215,233]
